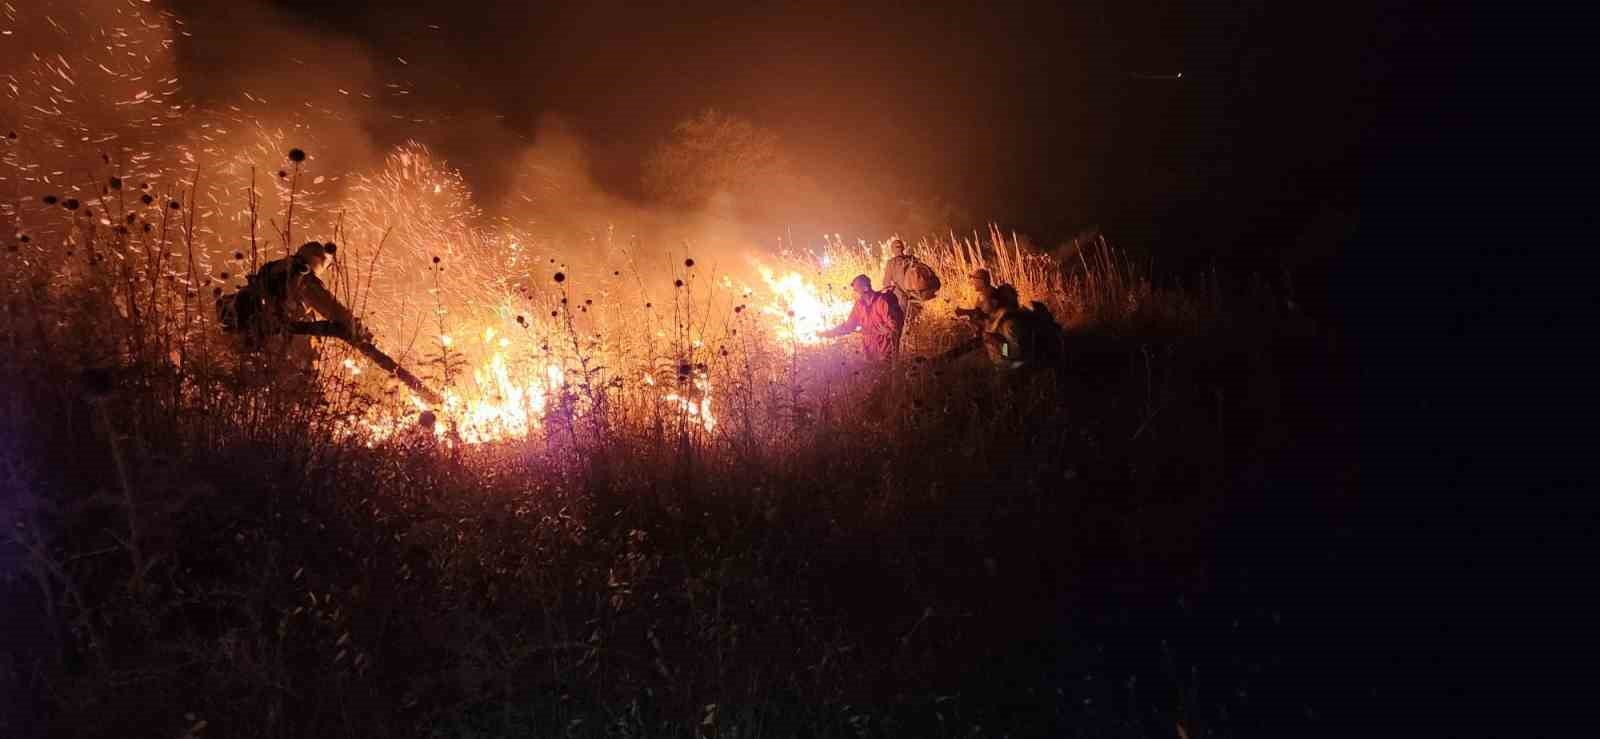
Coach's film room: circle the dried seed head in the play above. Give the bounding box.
[553,271,565,283]
[431,256,440,264]
[673,279,684,288]
[109,177,122,190]
[17,234,31,243]
[516,315,526,325]
[323,242,336,254]
[168,200,181,210]
[126,213,137,224]
[42,195,58,205]
[4,131,15,140]
[288,148,307,163]
[277,170,288,179]
[233,251,244,260]
[685,258,695,268]
[140,194,154,205]
[63,198,79,210]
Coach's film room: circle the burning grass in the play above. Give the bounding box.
[0,6,1334,735]
[1,129,1253,737]
[4,124,1190,453]
[3,0,1194,450]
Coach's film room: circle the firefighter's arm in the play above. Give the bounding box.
[819,317,856,338]
[820,304,862,338]
[300,275,363,339]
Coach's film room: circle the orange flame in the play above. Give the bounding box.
[753,263,854,347]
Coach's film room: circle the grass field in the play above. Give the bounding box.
[0,123,1357,738]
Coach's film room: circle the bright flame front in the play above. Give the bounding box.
[335,253,862,447]
[753,264,854,347]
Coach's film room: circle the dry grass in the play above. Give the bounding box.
[0,142,1304,739]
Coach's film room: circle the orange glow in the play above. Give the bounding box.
[752,263,854,347]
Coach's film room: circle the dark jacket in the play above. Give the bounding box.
[252,255,355,332]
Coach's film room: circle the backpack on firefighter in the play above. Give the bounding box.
[215,252,317,336]
[895,257,942,301]
[1023,301,1065,365]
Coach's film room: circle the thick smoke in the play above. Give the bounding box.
[160,0,832,271]
[5,0,882,375]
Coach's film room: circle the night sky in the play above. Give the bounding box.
[169,0,1412,261]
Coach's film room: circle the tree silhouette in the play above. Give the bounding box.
[641,109,786,210]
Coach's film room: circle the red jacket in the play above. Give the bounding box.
[823,290,904,361]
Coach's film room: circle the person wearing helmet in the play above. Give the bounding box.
[227,241,369,369]
[819,274,905,362]
[981,284,1032,370]
[926,268,1012,365]
[954,268,998,325]
[879,237,940,326]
